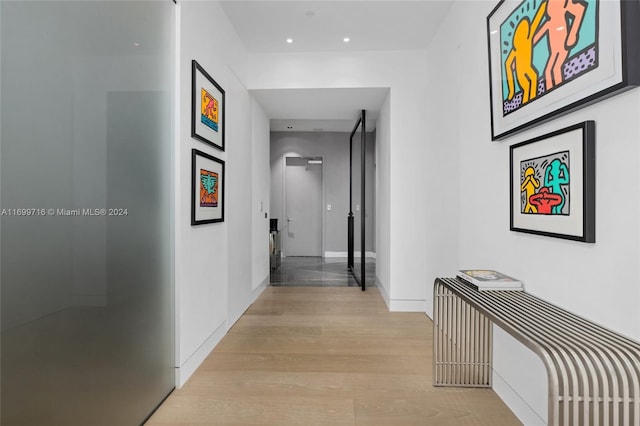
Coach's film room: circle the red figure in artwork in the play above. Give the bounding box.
[204,95,217,120]
[529,187,562,214]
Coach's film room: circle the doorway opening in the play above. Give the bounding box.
[261,88,385,288]
[268,127,377,288]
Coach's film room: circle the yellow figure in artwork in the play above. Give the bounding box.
[520,167,540,213]
[504,0,547,104]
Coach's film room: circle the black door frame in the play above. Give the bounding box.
[348,109,366,291]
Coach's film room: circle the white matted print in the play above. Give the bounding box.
[192,149,225,225]
[487,0,639,140]
[510,121,595,242]
[192,60,225,151]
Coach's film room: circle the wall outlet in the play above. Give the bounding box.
[327,204,332,211]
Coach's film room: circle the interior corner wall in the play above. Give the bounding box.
[375,92,391,304]
[421,3,462,319]
[251,98,270,291]
[427,1,640,424]
[249,51,429,311]
[175,0,269,387]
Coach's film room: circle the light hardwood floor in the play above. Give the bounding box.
[147,287,522,425]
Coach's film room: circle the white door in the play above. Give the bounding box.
[284,157,322,256]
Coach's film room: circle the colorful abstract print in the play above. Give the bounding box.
[201,88,219,132]
[500,0,598,116]
[200,169,218,208]
[520,151,570,215]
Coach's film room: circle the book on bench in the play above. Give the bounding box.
[456,269,523,291]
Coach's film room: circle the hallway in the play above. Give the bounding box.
[147,287,521,425]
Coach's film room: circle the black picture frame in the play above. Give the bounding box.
[487,0,640,140]
[192,149,225,225]
[509,121,595,242]
[191,60,225,151]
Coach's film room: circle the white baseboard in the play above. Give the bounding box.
[425,298,433,319]
[492,368,547,426]
[388,299,428,312]
[251,276,268,302]
[324,251,376,259]
[324,251,346,258]
[228,276,268,330]
[176,279,268,388]
[175,321,226,388]
[377,277,391,309]
[374,278,426,312]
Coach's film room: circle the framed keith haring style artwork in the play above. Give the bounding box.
[487,0,640,140]
[192,60,225,150]
[510,121,595,242]
[192,149,225,225]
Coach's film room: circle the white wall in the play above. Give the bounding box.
[249,51,429,311]
[251,98,270,291]
[427,1,640,423]
[175,0,269,386]
[375,92,391,304]
[422,16,460,319]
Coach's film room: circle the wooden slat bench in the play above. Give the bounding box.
[433,277,640,426]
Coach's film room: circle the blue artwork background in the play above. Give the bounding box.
[499,0,598,101]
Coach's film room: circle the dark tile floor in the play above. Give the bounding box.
[270,257,376,287]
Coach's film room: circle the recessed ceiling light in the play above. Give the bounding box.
[343,37,350,43]
[133,42,140,46]
[286,38,293,44]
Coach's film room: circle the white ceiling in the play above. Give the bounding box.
[219,1,454,53]
[251,87,387,132]
[221,1,454,132]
